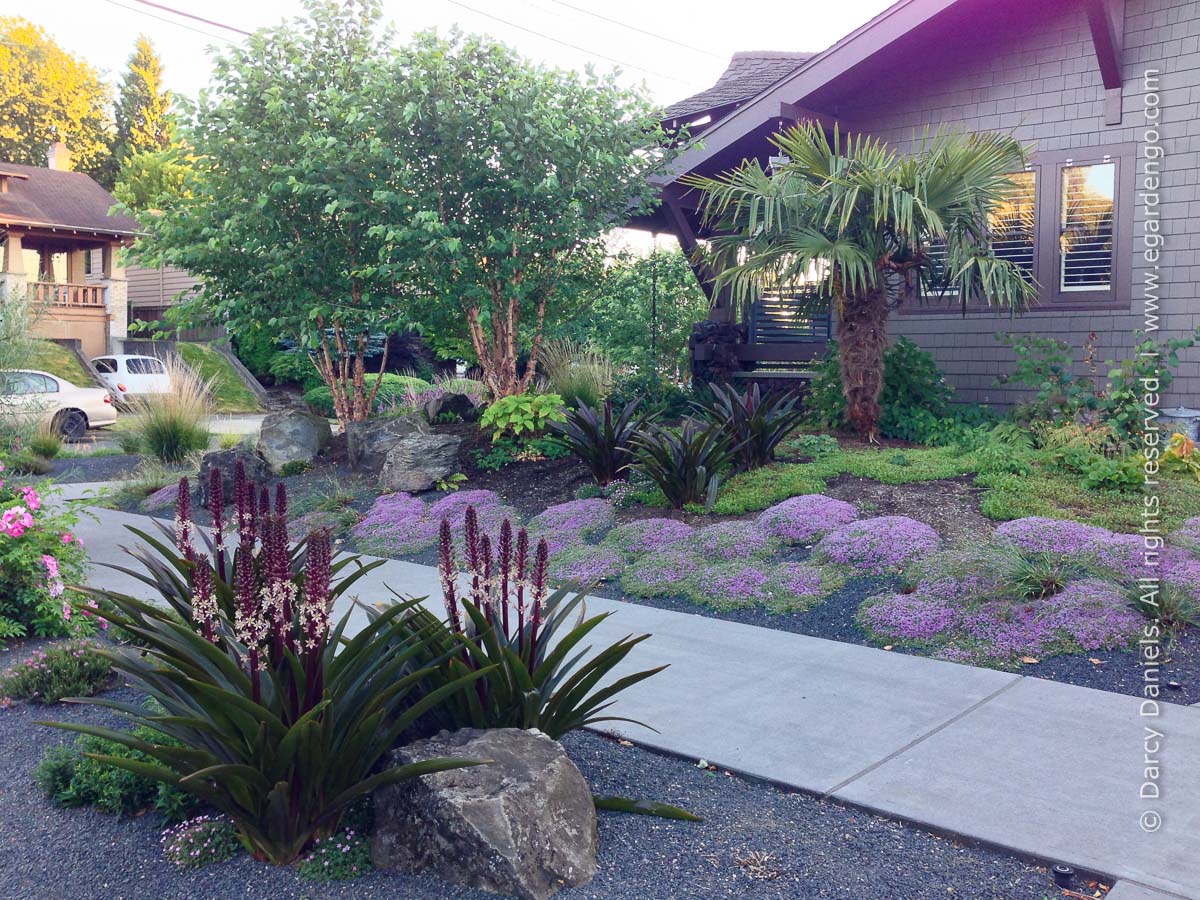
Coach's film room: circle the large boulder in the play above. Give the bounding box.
[198,446,271,508]
[345,416,427,474]
[256,410,332,473]
[372,728,598,900]
[379,433,462,493]
[424,392,480,423]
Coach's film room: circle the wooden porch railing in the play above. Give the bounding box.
[28,281,105,308]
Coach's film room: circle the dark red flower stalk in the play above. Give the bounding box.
[274,482,288,520]
[301,528,332,705]
[528,537,549,669]
[438,518,462,634]
[515,527,529,636]
[233,546,262,703]
[463,506,482,607]
[209,468,226,578]
[498,519,513,635]
[259,485,271,525]
[234,460,255,546]
[480,533,494,624]
[191,553,217,643]
[175,476,194,561]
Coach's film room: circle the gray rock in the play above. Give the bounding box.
[379,433,462,492]
[372,728,598,900]
[424,392,480,423]
[345,415,427,474]
[255,410,332,472]
[198,446,271,508]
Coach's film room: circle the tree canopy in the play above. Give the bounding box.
[0,17,113,181]
[113,35,173,167]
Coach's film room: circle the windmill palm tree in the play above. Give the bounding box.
[685,123,1039,439]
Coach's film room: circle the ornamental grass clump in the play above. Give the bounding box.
[689,521,779,561]
[602,517,695,558]
[813,516,940,576]
[756,495,858,545]
[43,463,488,866]
[378,509,666,739]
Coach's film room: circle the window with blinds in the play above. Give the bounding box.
[989,171,1037,282]
[1059,162,1115,291]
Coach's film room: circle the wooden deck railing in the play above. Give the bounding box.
[29,281,105,308]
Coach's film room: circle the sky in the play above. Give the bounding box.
[16,0,895,108]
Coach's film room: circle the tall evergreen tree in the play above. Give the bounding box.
[113,35,172,165]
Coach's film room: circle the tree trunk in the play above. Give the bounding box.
[837,283,889,439]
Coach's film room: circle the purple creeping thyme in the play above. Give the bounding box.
[859,588,961,642]
[1170,516,1200,554]
[602,518,695,558]
[528,499,616,553]
[814,516,939,575]
[621,548,705,598]
[690,521,779,561]
[140,483,179,513]
[993,517,1114,556]
[688,560,776,608]
[756,494,858,545]
[549,544,624,585]
[351,492,438,554]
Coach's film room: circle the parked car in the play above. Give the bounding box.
[0,370,117,440]
[91,354,172,399]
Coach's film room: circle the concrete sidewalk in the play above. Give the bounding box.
[68,501,1200,899]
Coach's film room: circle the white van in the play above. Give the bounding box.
[92,354,172,399]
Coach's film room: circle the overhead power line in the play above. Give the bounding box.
[97,0,236,44]
[444,0,691,86]
[545,0,724,60]
[131,0,252,36]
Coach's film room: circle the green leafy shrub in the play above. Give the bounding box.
[36,725,198,821]
[1079,455,1142,492]
[994,332,1098,425]
[43,466,487,865]
[610,369,693,419]
[278,460,312,477]
[1100,329,1200,441]
[0,476,89,638]
[551,399,643,485]
[480,393,567,442]
[804,339,954,441]
[374,510,664,739]
[631,419,736,511]
[471,435,570,471]
[699,383,805,471]
[3,451,52,475]
[297,822,372,881]
[0,640,111,703]
[161,815,243,869]
[303,373,431,417]
[780,432,840,457]
[267,348,324,390]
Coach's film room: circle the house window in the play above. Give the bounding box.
[1058,162,1115,292]
[991,171,1037,282]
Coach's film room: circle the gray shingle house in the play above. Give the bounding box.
[632,0,1199,407]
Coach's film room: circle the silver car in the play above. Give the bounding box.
[0,369,118,440]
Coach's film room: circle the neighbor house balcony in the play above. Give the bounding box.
[28,280,105,308]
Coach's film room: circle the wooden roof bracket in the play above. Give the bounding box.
[662,187,734,320]
[1085,0,1125,125]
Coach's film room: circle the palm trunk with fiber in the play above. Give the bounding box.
[837,283,889,440]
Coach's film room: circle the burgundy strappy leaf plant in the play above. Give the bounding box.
[43,462,489,865]
[377,505,667,740]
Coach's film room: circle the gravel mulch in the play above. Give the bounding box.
[0,678,1066,900]
[48,453,144,484]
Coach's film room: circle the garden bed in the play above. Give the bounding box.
[0,676,1066,899]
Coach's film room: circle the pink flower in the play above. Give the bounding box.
[42,554,60,578]
[20,486,41,511]
[1,505,33,537]
[61,533,73,544]
[61,601,71,621]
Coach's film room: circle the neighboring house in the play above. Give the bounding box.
[0,143,140,359]
[632,0,1198,406]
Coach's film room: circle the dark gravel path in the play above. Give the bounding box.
[0,681,1063,900]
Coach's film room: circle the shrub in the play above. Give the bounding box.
[610,369,692,419]
[43,465,486,866]
[0,473,89,638]
[126,356,212,463]
[698,383,805,471]
[1078,455,1142,492]
[36,726,198,821]
[782,432,840,457]
[480,393,567,442]
[267,348,324,391]
[28,423,63,460]
[161,815,243,869]
[631,419,736,511]
[995,333,1098,425]
[278,460,312,477]
[3,451,52,475]
[756,494,857,545]
[813,516,940,575]
[602,518,694,558]
[303,373,431,417]
[804,339,953,440]
[539,339,613,409]
[1100,329,1200,441]
[551,400,643,486]
[373,510,666,739]
[527,498,616,552]
[0,640,111,703]
[689,521,779,561]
